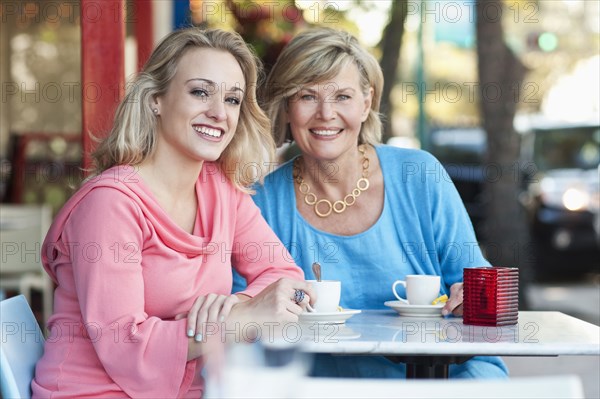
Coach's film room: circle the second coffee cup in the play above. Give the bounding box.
[306,280,341,312]
[392,275,440,305]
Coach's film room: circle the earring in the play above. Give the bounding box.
[152,108,159,114]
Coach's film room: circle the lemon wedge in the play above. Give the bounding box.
[337,306,343,312]
[432,295,448,305]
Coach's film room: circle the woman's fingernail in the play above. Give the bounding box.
[187,329,194,337]
[219,315,225,322]
[194,333,203,342]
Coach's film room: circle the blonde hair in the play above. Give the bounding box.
[262,28,383,147]
[91,28,273,192]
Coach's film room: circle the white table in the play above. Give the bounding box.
[297,311,600,378]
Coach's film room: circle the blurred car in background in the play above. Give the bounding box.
[517,117,600,277]
[425,121,599,279]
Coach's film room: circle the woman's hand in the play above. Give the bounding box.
[442,282,463,316]
[230,278,316,325]
[184,294,240,342]
[184,279,315,360]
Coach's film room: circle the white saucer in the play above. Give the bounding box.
[298,309,361,324]
[384,301,444,317]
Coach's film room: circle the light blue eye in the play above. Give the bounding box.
[191,89,209,97]
[225,97,241,105]
[301,94,317,101]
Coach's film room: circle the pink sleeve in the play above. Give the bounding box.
[63,188,194,398]
[232,191,305,297]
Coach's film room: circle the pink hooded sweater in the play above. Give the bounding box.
[32,164,303,398]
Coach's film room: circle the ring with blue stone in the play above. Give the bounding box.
[294,289,305,304]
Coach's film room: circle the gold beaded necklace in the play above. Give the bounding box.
[293,145,370,218]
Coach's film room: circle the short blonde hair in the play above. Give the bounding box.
[91,28,273,192]
[261,28,383,147]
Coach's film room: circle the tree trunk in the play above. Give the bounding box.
[476,0,531,308]
[379,0,408,143]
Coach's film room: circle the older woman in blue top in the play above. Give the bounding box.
[233,27,507,378]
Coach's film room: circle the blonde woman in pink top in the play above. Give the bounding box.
[32,28,313,398]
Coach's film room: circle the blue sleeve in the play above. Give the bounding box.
[231,268,248,293]
[381,146,489,289]
[450,356,509,379]
[425,151,490,284]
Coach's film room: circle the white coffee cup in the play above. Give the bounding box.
[392,275,440,305]
[306,280,341,312]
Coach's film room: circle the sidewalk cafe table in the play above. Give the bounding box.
[298,311,600,379]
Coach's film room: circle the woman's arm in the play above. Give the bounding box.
[231,190,305,297]
[64,188,193,398]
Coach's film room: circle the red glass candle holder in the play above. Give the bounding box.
[463,267,519,326]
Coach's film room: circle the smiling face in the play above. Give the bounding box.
[153,47,245,163]
[286,62,373,162]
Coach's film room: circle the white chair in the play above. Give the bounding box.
[0,204,53,324]
[0,295,45,399]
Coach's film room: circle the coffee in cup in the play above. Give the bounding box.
[392,275,440,305]
[306,280,341,312]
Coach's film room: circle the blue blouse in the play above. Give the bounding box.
[233,145,508,378]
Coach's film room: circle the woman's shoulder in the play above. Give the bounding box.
[73,166,147,203]
[83,165,144,188]
[46,167,147,246]
[376,145,449,191]
[255,157,295,192]
[375,144,439,165]
[57,166,147,218]
[251,158,295,213]
[52,165,163,229]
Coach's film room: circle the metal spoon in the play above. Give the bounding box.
[305,262,321,313]
[312,262,322,282]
